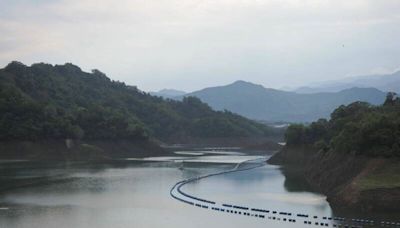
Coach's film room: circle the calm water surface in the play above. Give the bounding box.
[0,153,397,228]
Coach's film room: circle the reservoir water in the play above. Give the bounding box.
[0,151,397,228]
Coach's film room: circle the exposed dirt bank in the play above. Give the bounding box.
[268,146,400,213]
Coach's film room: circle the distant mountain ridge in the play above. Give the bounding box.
[150,89,186,98]
[181,80,386,122]
[294,70,400,94]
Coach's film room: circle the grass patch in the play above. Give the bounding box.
[357,164,400,191]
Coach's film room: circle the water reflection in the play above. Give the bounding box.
[0,155,398,228]
[181,162,332,219]
[279,167,317,193]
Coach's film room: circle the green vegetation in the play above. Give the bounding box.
[285,92,400,157]
[357,164,400,190]
[0,61,276,142]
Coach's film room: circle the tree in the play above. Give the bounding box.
[285,124,306,145]
[384,92,397,106]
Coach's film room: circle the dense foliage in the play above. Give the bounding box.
[285,93,400,157]
[0,61,275,141]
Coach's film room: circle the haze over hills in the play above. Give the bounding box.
[150,89,186,98]
[180,80,386,123]
[293,70,400,94]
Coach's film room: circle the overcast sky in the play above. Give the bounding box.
[1,0,400,92]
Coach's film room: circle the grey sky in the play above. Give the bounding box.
[1,0,400,92]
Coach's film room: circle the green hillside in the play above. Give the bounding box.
[285,92,400,157]
[0,61,277,143]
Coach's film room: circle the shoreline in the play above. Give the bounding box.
[0,137,282,161]
[268,146,400,213]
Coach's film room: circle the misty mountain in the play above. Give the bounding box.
[182,80,386,122]
[294,71,400,94]
[150,89,186,98]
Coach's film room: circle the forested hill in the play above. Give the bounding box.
[284,92,400,157]
[269,93,400,212]
[0,61,276,143]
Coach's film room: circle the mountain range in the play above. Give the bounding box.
[180,81,386,122]
[293,70,400,94]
